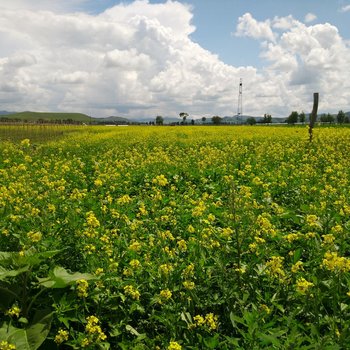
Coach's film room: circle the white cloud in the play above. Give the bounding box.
[304,13,317,23]
[0,1,261,118]
[235,13,276,42]
[272,15,300,30]
[1,2,350,119]
[340,4,350,12]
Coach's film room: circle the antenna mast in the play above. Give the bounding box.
[237,78,243,124]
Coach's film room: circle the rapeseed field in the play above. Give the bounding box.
[1,125,350,349]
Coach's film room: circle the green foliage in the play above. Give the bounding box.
[261,114,272,124]
[286,111,299,124]
[211,116,222,125]
[246,117,256,125]
[337,110,346,124]
[1,126,350,348]
[320,113,335,123]
[155,116,164,125]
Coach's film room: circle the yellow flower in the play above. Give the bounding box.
[177,239,187,252]
[117,194,132,204]
[20,138,30,147]
[187,225,195,233]
[94,178,103,186]
[0,341,16,350]
[159,289,172,301]
[95,268,104,275]
[129,259,141,269]
[322,251,350,273]
[124,285,140,300]
[321,234,335,245]
[295,277,314,295]
[152,174,168,186]
[291,261,304,273]
[86,211,100,228]
[193,315,205,327]
[205,313,219,330]
[6,305,21,318]
[265,256,285,279]
[27,231,42,242]
[159,263,174,275]
[305,215,321,229]
[81,338,90,347]
[182,263,195,277]
[183,280,195,290]
[54,329,69,344]
[129,241,142,252]
[283,233,300,243]
[260,304,271,314]
[76,279,89,298]
[168,341,182,350]
[85,316,107,342]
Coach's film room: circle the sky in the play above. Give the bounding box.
[1,0,350,119]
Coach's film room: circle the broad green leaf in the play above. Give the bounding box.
[38,266,96,288]
[0,265,29,281]
[2,310,53,350]
[0,249,61,268]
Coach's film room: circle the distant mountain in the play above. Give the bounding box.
[0,111,16,115]
[93,116,131,124]
[0,111,92,122]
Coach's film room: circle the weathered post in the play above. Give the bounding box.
[309,92,319,142]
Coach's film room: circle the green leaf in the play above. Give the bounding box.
[1,310,53,350]
[293,248,302,263]
[259,333,281,347]
[230,312,245,328]
[0,266,29,281]
[38,266,97,288]
[203,334,220,348]
[0,249,61,268]
[125,324,146,340]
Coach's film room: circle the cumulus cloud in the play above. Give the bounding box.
[0,0,260,118]
[304,13,317,23]
[235,13,276,42]
[1,2,350,119]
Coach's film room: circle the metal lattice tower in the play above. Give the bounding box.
[237,78,243,124]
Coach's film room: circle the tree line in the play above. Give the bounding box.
[153,110,349,126]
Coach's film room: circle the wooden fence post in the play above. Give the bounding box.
[309,93,319,142]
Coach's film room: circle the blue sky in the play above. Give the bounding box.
[1,0,350,119]
[83,0,350,68]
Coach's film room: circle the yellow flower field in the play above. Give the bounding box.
[1,125,350,349]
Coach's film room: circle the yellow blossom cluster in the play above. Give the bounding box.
[322,251,350,272]
[54,329,69,344]
[124,285,141,300]
[0,341,16,350]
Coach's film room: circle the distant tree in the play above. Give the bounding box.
[320,113,334,123]
[299,111,306,123]
[337,110,346,124]
[262,113,272,123]
[179,112,188,124]
[345,116,350,124]
[246,117,256,125]
[155,115,164,125]
[202,117,206,124]
[211,116,222,125]
[287,111,299,124]
[191,119,195,125]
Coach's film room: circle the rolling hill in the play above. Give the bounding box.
[0,111,93,123]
